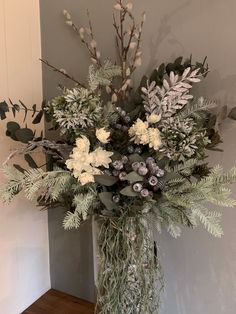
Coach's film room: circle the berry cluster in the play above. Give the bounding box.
[131,157,164,197]
[106,155,165,202]
[114,107,131,132]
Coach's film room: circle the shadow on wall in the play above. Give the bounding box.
[145,0,192,74]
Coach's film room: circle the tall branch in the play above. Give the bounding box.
[40,59,85,87]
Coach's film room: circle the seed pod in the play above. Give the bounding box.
[127,146,134,154]
[146,157,155,165]
[115,123,122,130]
[119,171,127,181]
[156,169,165,177]
[112,195,120,203]
[121,110,126,117]
[112,169,120,177]
[124,116,131,123]
[133,183,143,193]
[148,176,158,186]
[139,162,146,168]
[138,166,148,176]
[140,189,149,197]
[112,160,124,170]
[132,162,140,171]
[121,156,129,164]
[134,147,142,154]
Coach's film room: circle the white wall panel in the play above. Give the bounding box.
[0,1,50,313]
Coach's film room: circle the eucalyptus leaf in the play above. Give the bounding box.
[6,122,20,140]
[15,128,34,143]
[99,192,118,210]
[7,121,20,133]
[94,175,118,186]
[13,164,25,173]
[33,110,44,124]
[124,171,143,183]
[0,101,9,120]
[120,186,138,197]
[19,100,28,122]
[24,154,38,168]
[129,154,144,163]
[32,104,37,117]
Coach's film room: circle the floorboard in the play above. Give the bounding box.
[22,289,95,314]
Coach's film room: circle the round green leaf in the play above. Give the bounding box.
[15,128,34,143]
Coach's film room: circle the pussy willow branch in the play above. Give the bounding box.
[67,12,102,67]
[112,1,145,100]
[40,59,86,87]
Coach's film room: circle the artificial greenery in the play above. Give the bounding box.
[0,1,236,313]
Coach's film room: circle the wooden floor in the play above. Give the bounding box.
[22,289,95,314]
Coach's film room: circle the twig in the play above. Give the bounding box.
[40,59,85,87]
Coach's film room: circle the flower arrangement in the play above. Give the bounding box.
[1,1,236,313]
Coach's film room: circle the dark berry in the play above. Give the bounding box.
[134,147,142,154]
[127,146,134,154]
[124,116,131,123]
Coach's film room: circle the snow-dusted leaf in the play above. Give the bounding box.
[163,79,170,91]
[182,67,191,79]
[187,77,201,83]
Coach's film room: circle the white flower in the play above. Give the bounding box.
[96,128,110,144]
[75,136,90,153]
[79,172,95,185]
[66,135,113,185]
[148,128,162,150]
[128,118,162,150]
[147,113,161,124]
[91,147,113,168]
[129,119,149,145]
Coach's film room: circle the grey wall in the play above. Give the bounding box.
[40,0,236,312]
